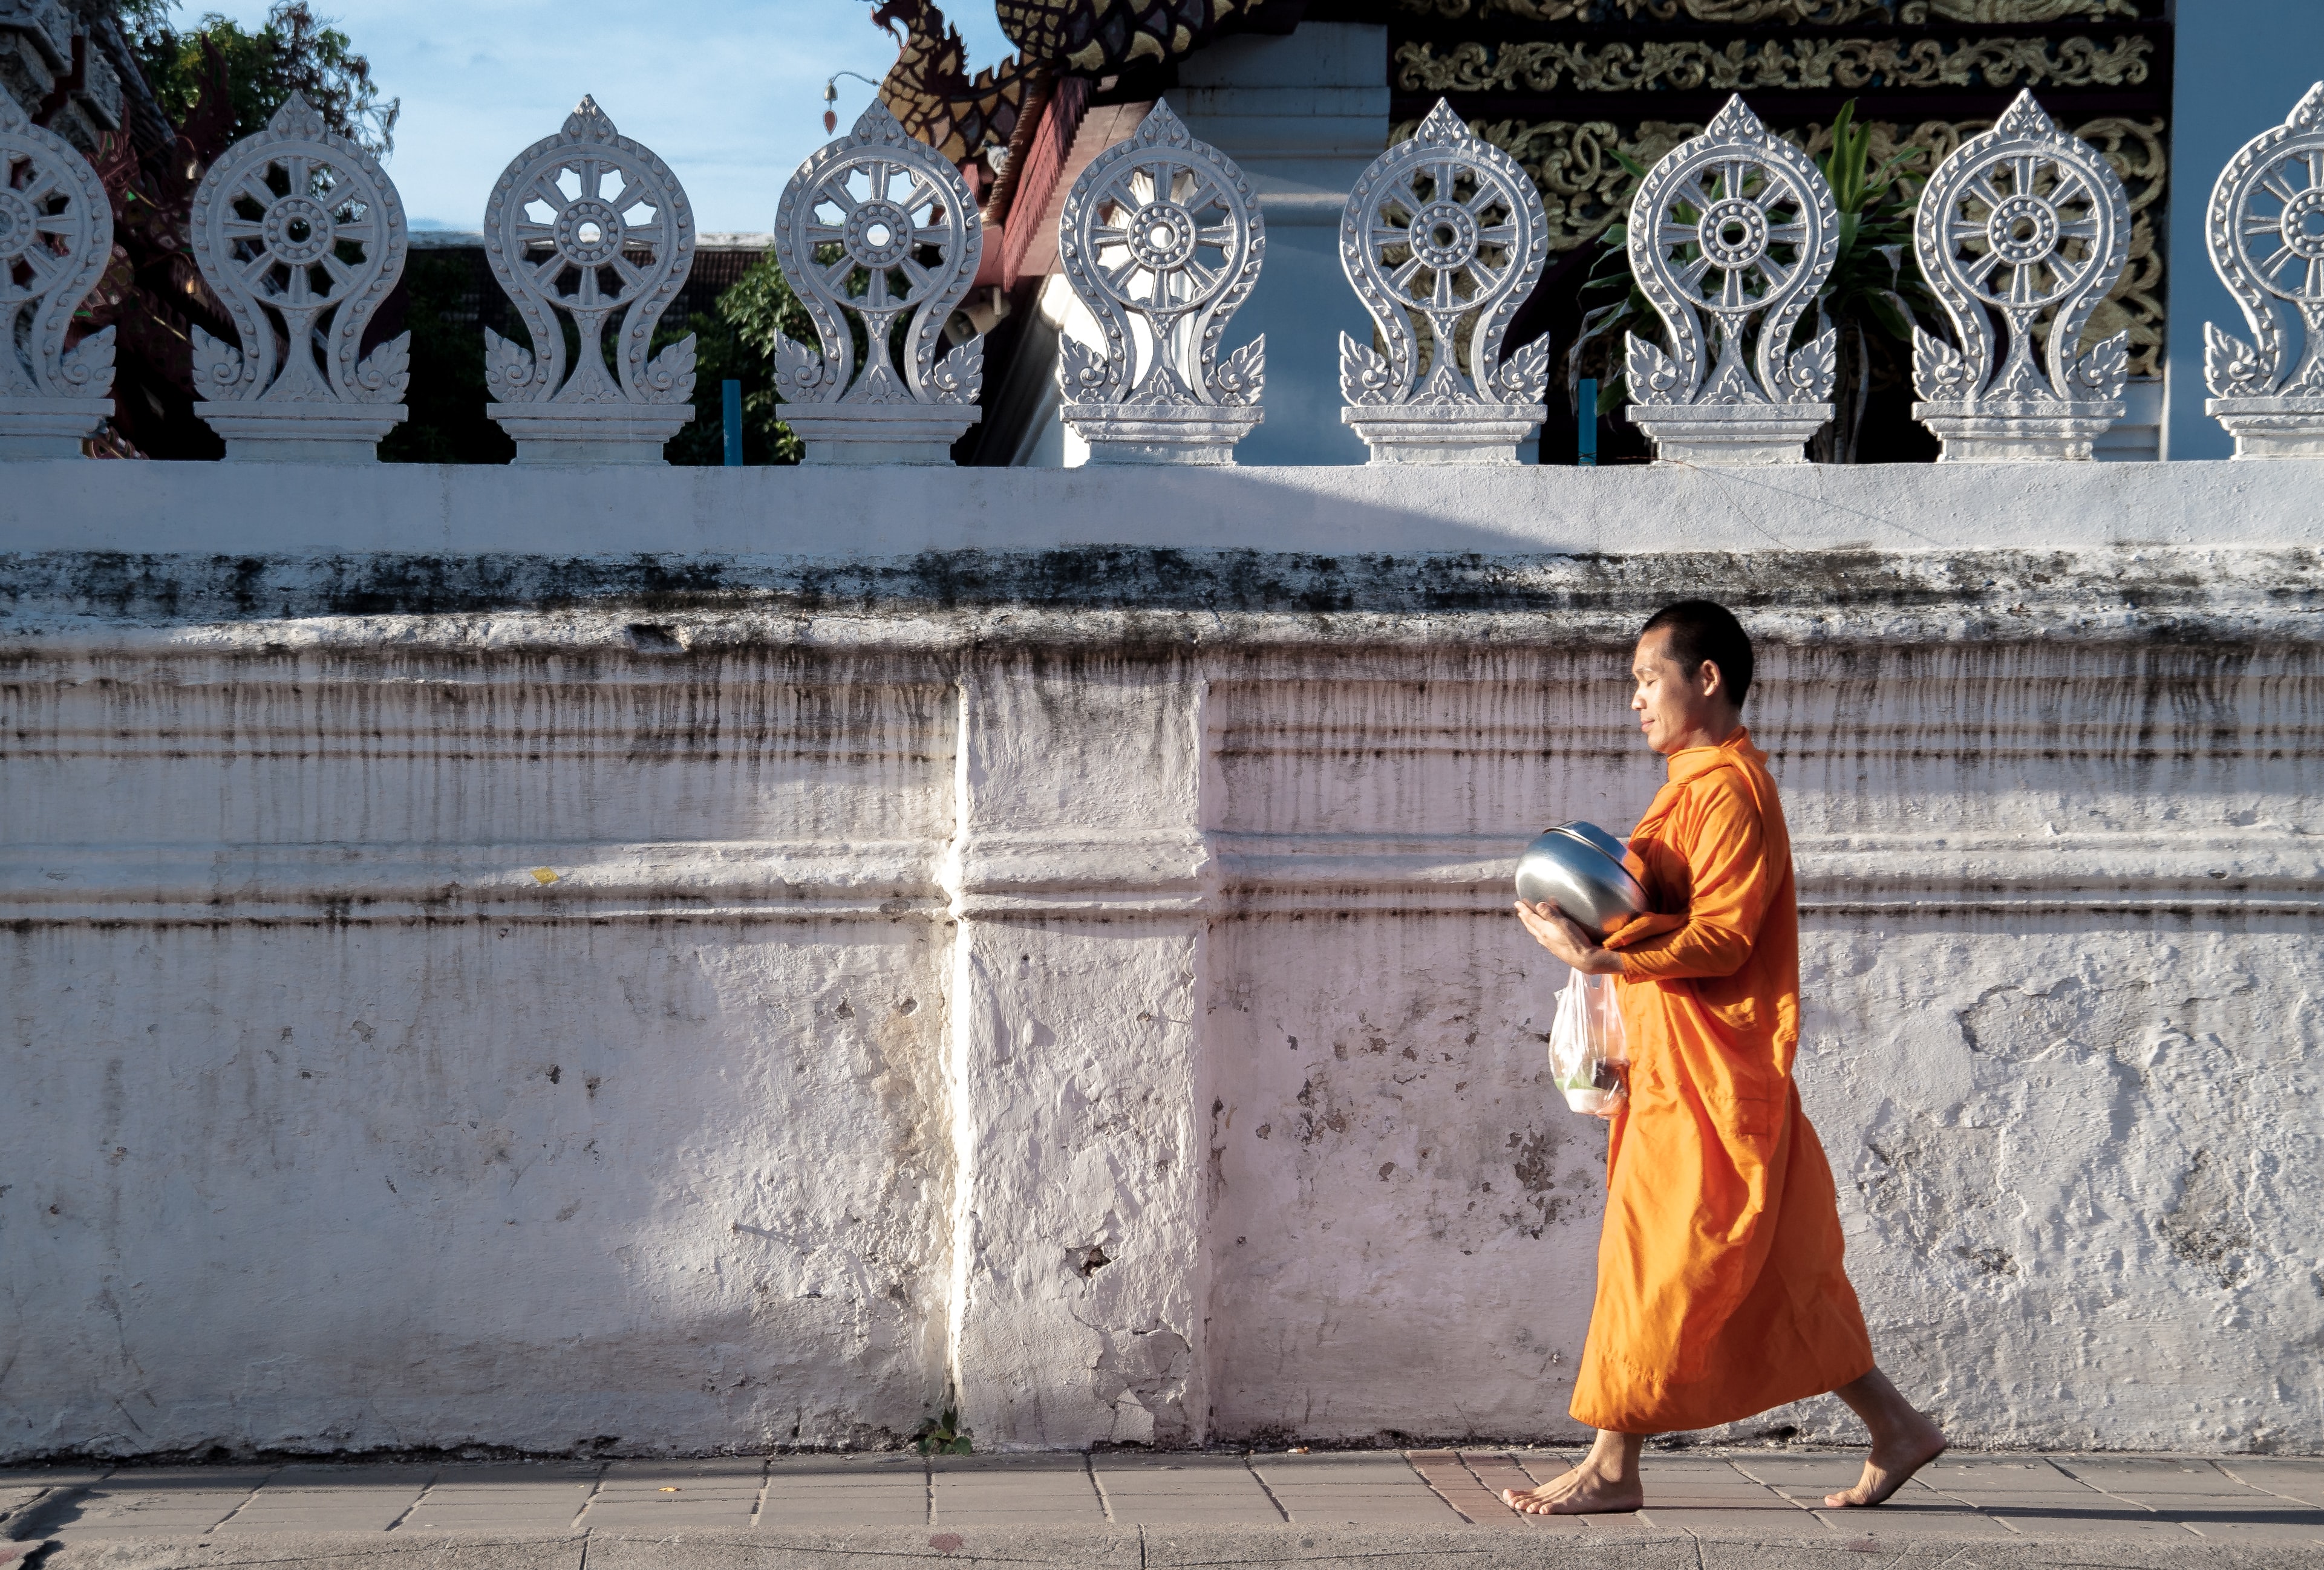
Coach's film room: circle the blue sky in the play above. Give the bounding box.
[187,0,1014,232]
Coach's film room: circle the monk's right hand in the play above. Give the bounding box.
[1515,900,1623,975]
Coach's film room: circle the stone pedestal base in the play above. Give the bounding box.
[2207,397,2324,460]
[1340,405,1542,466]
[1629,402,1833,465]
[1065,405,1263,466]
[198,403,408,463]
[0,399,112,459]
[781,406,981,466]
[489,406,694,465]
[1914,399,2124,462]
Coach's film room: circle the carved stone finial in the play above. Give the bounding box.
[2202,82,2324,459]
[1620,94,1839,466]
[769,99,985,464]
[186,90,410,461]
[481,96,697,464]
[1337,99,1550,466]
[1054,99,1264,466]
[0,76,116,458]
[1909,88,2132,462]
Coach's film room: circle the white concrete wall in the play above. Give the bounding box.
[2,461,2320,1460]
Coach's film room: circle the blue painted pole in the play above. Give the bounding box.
[722,379,743,466]
[1578,377,1599,466]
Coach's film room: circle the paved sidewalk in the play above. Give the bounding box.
[4,1449,2322,1568]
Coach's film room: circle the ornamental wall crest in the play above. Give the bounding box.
[1621,95,1839,465]
[187,93,410,461]
[2202,83,2324,459]
[1054,100,1265,465]
[481,96,697,464]
[771,100,984,464]
[1337,99,1550,464]
[1909,90,2131,461]
[0,76,114,458]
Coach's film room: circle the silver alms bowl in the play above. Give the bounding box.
[1514,821,1650,939]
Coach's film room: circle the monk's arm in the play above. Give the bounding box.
[1605,783,1771,980]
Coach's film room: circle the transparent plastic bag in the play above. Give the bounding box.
[1547,968,1629,1116]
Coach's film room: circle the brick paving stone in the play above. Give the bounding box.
[1449,1451,1593,1534]
[1406,1450,1527,1528]
[2220,1459,2324,1508]
[2056,1456,2270,1502]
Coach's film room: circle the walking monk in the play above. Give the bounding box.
[1509,600,1945,1513]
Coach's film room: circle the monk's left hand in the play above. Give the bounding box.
[1515,900,1624,976]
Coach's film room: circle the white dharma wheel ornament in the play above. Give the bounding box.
[186,93,410,462]
[1910,90,2131,462]
[1055,100,1264,466]
[2203,82,2324,459]
[481,96,697,464]
[1621,96,1838,466]
[1337,99,1550,466]
[0,77,115,458]
[769,100,984,465]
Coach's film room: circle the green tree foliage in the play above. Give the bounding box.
[131,1,400,154]
[661,255,813,466]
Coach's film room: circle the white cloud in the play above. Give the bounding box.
[191,0,1014,230]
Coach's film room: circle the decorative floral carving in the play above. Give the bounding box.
[1909,90,2131,460]
[1395,35,2153,97]
[1425,110,2166,377]
[1392,116,1702,256]
[1391,0,2134,21]
[2202,83,2324,458]
[1054,99,1265,463]
[482,97,696,414]
[1621,96,1838,464]
[188,94,406,408]
[775,100,983,408]
[0,74,114,455]
[1337,100,1550,463]
[769,99,985,463]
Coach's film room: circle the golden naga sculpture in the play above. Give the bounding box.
[873,0,1271,165]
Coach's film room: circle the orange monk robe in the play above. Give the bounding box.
[1568,728,1874,1435]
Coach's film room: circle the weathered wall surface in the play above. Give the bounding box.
[2,463,2320,1459]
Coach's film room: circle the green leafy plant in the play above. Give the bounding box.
[1562,102,1938,463]
[1806,100,1933,463]
[658,255,815,466]
[916,1406,973,1455]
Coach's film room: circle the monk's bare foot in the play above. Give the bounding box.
[1503,1465,1644,1515]
[1823,1414,1947,1508]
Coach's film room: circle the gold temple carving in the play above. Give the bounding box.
[1395,35,2154,96]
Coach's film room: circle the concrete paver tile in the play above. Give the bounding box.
[1638,1506,1828,1534]
[399,1507,591,1531]
[1103,1502,1284,1526]
[579,1503,761,1528]
[2174,1511,2324,1545]
[212,1505,421,1533]
[2219,1461,2324,1508]
[1801,1502,2015,1539]
[752,1509,933,1528]
[2057,1457,2268,1500]
[586,1485,764,1503]
[0,1470,111,1488]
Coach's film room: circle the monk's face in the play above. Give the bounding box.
[1631,628,1737,755]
